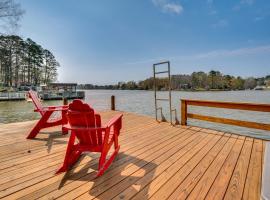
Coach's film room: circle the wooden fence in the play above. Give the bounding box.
[181,99,270,131]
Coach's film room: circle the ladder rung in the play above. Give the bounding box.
[154,61,170,66]
[155,70,169,75]
[156,98,169,101]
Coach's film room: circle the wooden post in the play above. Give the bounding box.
[63,98,68,105]
[111,95,115,110]
[181,100,187,125]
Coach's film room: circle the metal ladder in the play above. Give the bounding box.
[153,61,179,125]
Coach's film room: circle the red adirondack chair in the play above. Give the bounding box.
[56,99,123,177]
[26,90,68,139]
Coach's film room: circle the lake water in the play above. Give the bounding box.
[1,90,270,139]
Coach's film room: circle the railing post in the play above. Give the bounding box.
[181,99,187,125]
[111,95,115,111]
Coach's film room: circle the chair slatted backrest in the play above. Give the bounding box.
[67,99,102,146]
[28,90,45,116]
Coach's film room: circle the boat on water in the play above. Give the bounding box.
[254,85,270,90]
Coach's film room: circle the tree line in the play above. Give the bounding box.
[78,70,270,91]
[0,35,59,88]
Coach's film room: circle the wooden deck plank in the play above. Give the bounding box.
[1,128,183,198]
[0,115,165,167]
[204,137,245,200]
[0,112,154,154]
[0,122,186,198]
[186,136,238,200]
[0,121,157,164]
[242,139,263,200]
[0,123,173,178]
[149,134,223,200]
[89,132,213,200]
[2,123,196,199]
[223,138,253,200]
[112,135,223,200]
[49,129,205,200]
[0,123,171,176]
[88,132,212,200]
[0,117,165,184]
[167,133,230,200]
[0,111,265,200]
[43,129,202,200]
[129,134,217,200]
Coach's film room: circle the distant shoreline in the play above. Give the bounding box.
[78,88,270,92]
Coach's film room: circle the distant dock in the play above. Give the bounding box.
[0,92,26,101]
[0,83,85,101]
[0,91,85,101]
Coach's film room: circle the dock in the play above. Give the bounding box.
[0,111,266,200]
[0,91,85,101]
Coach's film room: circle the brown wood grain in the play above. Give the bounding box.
[242,139,263,200]
[223,138,253,200]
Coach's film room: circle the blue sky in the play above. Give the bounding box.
[19,0,270,84]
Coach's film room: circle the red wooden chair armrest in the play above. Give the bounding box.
[38,106,68,112]
[47,105,68,109]
[63,124,106,132]
[104,114,123,128]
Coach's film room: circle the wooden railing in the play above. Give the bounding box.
[181,99,270,131]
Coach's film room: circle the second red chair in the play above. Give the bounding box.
[56,99,123,177]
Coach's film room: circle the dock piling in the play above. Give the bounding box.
[111,95,115,110]
[63,98,68,105]
[181,100,187,125]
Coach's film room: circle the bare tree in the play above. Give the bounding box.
[0,0,24,33]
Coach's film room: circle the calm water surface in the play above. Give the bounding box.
[1,90,270,139]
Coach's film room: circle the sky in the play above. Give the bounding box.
[17,0,270,84]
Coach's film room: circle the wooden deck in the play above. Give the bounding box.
[0,111,265,200]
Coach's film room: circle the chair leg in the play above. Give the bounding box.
[114,134,119,149]
[61,110,68,135]
[62,126,68,135]
[56,132,76,174]
[27,111,52,139]
[98,151,107,171]
[68,150,82,167]
[96,145,120,177]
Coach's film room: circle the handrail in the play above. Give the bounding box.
[181,99,270,131]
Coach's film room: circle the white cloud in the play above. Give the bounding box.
[212,19,229,28]
[163,3,183,14]
[241,0,254,5]
[125,45,270,65]
[233,0,255,11]
[206,0,218,16]
[209,9,217,15]
[152,0,183,15]
[194,45,270,59]
[254,16,264,21]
